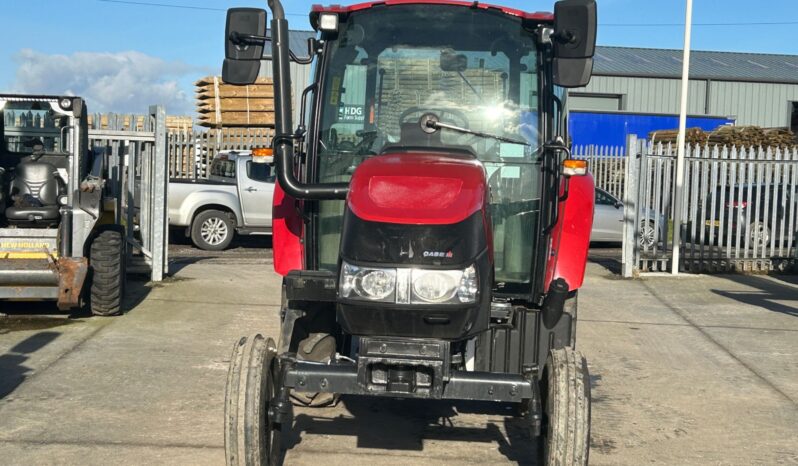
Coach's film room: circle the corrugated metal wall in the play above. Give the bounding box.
[259,60,313,125]
[708,81,798,127]
[577,75,798,127]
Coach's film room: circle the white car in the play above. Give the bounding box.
[591,187,664,248]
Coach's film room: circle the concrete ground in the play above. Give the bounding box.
[0,241,796,465]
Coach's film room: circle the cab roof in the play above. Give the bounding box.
[310,1,553,22]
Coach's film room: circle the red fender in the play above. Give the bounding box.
[272,183,304,276]
[544,173,595,292]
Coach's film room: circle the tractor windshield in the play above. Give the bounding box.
[315,5,543,285]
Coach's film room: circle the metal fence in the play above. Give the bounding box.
[168,128,273,179]
[622,135,798,276]
[88,107,169,281]
[573,145,626,200]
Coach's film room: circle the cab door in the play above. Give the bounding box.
[238,157,275,228]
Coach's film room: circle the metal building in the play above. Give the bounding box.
[264,32,798,134]
[575,46,798,131]
[260,30,315,124]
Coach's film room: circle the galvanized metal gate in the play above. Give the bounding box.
[89,105,168,281]
[622,136,798,276]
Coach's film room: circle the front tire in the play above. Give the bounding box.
[538,348,591,466]
[192,209,235,251]
[225,334,281,466]
[88,225,126,316]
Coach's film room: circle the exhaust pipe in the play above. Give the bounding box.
[269,0,348,200]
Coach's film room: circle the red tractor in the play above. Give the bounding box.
[222,1,597,464]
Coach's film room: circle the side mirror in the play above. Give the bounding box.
[552,0,597,88]
[222,8,268,85]
[614,201,623,209]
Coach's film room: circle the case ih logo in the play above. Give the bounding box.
[423,250,453,258]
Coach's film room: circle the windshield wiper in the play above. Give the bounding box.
[424,117,529,146]
[457,71,480,97]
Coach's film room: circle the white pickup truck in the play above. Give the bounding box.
[168,150,275,250]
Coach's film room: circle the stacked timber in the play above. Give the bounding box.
[195,76,275,127]
[648,127,708,145]
[649,125,797,149]
[88,114,193,132]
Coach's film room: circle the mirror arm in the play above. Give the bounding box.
[230,31,269,45]
[551,30,576,45]
[289,50,313,65]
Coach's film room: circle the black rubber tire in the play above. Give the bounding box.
[225,334,281,466]
[539,347,591,466]
[191,209,235,251]
[88,225,126,316]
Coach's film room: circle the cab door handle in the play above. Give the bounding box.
[245,186,258,192]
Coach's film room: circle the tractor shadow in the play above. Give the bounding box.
[0,330,61,399]
[284,396,541,464]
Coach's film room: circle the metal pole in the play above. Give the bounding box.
[672,0,693,275]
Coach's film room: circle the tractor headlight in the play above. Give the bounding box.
[340,262,396,302]
[340,262,477,305]
[411,270,461,303]
[57,194,68,206]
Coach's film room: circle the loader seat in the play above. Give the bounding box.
[5,161,62,225]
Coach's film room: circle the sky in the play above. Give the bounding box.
[2,0,797,115]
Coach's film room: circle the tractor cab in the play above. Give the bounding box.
[0,95,126,315]
[221,1,597,464]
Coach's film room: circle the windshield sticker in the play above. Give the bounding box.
[338,104,365,123]
[499,143,525,158]
[501,166,521,179]
[329,76,341,105]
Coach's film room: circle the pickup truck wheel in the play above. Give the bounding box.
[192,209,235,251]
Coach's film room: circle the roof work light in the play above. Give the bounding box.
[318,13,339,32]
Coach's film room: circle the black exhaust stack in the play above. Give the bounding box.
[268,0,348,200]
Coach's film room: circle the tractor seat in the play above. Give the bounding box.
[5,161,62,224]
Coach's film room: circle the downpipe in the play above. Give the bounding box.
[268,0,348,200]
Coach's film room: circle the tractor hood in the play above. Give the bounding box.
[346,152,488,226]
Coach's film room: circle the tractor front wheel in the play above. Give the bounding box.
[88,225,126,316]
[225,334,282,466]
[538,347,591,466]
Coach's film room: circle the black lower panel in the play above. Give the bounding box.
[475,307,573,376]
[337,304,480,340]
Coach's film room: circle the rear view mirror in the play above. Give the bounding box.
[440,50,468,73]
[552,0,597,88]
[225,8,267,60]
[553,0,596,59]
[222,8,267,84]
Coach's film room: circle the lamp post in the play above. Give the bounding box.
[672,0,693,275]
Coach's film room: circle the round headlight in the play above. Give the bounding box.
[355,269,395,300]
[58,195,69,206]
[412,271,459,303]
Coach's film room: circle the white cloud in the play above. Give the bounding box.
[10,49,202,115]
